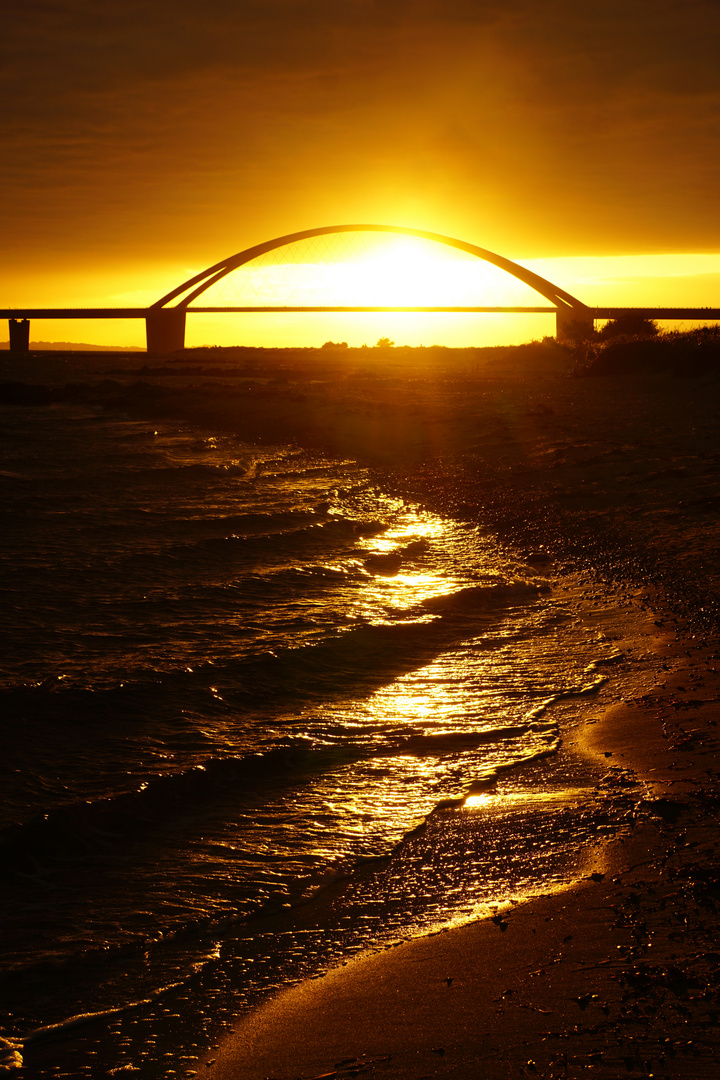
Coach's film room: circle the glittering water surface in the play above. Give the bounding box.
[0,394,621,1076]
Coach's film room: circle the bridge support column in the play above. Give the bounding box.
[146,308,186,354]
[556,306,595,342]
[9,318,30,353]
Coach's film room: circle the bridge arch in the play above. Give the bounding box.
[146,224,593,351]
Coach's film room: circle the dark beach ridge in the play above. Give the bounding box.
[2,334,720,1078]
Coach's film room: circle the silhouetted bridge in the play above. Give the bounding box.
[4,225,718,353]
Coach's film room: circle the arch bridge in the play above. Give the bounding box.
[3,224,718,352]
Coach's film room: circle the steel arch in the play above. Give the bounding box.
[150,224,589,313]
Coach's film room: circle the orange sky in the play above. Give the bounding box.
[2,0,719,346]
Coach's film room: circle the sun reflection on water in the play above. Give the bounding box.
[242,492,610,934]
[356,509,448,552]
[359,511,462,612]
[336,501,478,622]
[356,572,454,620]
[293,496,560,760]
[463,787,589,811]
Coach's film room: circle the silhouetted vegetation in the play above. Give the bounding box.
[573,325,720,377]
[558,318,596,343]
[598,314,659,340]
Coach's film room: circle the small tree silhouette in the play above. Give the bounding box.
[599,315,659,340]
[375,337,394,348]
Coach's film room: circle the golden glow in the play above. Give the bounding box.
[185,310,554,349]
[197,236,542,309]
[526,253,720,334]
[2,251,719,349]
[187,233,547,347]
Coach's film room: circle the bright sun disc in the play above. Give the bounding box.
[194,234,544,310]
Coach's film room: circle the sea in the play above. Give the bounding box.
[0,357,653,1077]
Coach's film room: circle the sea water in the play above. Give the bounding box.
[0,386,625,1075]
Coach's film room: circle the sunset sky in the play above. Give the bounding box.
[2,0,719,347]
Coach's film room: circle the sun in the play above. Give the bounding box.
[195,233,544,311]
[329,238,484,307]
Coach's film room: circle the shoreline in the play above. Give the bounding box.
[213,626,720,1079]
[14,579,694,1078]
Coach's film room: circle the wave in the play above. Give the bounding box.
[105,514,390,580]
[388,725,542,756]
[2,714,524,872]
[0,744,365,870]
[421,579,547,614]
[0,655,562,878]
[112,456,356,485]
[0,573,546,713]
[118,461,259,482]
[171,508,326,536]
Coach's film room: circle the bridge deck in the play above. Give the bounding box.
[2,306,719,319]
[2,307,720,319]
[3,306,718,354]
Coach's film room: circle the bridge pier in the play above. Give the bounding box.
[556,306,595,342]
[145,308,186,354]
[9,318,30,353]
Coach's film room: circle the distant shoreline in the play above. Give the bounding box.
[0,341,144,352]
